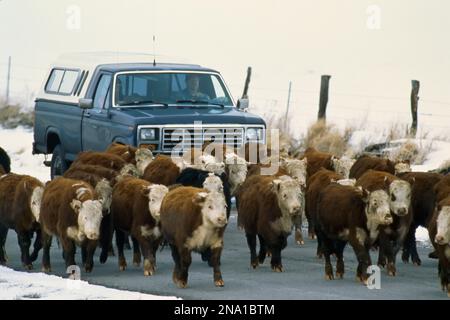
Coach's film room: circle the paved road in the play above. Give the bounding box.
[3,209,447,300]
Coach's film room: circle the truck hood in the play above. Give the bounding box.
[114,106,265,126]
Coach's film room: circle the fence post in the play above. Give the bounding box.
[410,80,420,137]
[5,56,11,105]
[318,75,331,120]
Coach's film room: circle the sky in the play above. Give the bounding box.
[0,0,449,136]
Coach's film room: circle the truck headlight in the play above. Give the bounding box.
[246,127,264,141]
[140,128,156,141]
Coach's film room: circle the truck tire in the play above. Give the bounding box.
[51,144,69,179]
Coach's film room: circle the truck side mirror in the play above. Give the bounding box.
[79,98,93,109]
[237,98,249,110]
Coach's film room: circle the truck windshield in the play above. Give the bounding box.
[114,72,234,107]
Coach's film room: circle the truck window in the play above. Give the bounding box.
[93,74,112,110]
[45,68,80,95]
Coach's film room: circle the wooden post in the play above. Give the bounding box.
[5,56,11,105]
[410,80,420,137]
[318,75,331,120]
[242,66,252,99]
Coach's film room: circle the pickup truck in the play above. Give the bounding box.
[33,53,266,178]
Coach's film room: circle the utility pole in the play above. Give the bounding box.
[284,81,292,131]
[318,75,331,121]
[410,80,420,137]
[5,56,11,105]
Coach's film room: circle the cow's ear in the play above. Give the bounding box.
[436,204,442,212]
[361,189,370,203]
[70,200,82,213]
[193,192,208,205]
[141,186,151,197]
[271,179,282,192]
[383,176,390,188]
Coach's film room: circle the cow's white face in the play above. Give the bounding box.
[395,162,411,174]
[333,157,355,179]
[135,148,153,175]
[284,159,307,187]
[147,184,169,221]
[225,154,247,194]
[71,199,103,240]
[95,179,113,213]
[203,173,223,193]
[205,161,226,175]
[197,191,227,227]
[30,186,44,222]
[272,177,303,216]
[337,178,356,186]
[435,205,450,245]
[389,180,411,216]
[365,190,392,225]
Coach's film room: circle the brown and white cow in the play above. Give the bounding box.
[142,154,184,186]
[428,189,450,297]
[315,183,392,283]
[332,156,355,179]
[39,177,104,272]
[111,177,168,276]
[397,172,443,265]
[105,142,139,165]
[301,147,334,178]
[225,153,248,196]
[160,186,228,288]
[135,148,154,176]
[0,174,44,269]
[356,170,412,276]
[237,175,303,272]
[349,155,410,179]
[72,151,138,174]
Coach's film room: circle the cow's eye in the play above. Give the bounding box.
[209,205,213,210]
[391,194,396,201]
[283,194,287,199]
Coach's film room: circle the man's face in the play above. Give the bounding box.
[187,76,199,93]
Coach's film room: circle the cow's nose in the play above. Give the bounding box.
[435,235,445,244]
[384,214,393,223]
[397,208,407,216]
[87,232,99,240]
[292,206,300,213]
[217,217,227,226]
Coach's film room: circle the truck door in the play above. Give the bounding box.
[81,73,113,151]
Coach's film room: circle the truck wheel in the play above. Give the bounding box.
[51,145,68,179]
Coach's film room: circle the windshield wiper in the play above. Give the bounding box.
[175,99,224,108]
[118,100,168,107]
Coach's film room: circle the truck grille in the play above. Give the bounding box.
[162,127,244,151]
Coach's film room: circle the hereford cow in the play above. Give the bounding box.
[0,147,11,174]
[356,170,412,276]
[332,156,355,179]
[0,174,44,269]
[111,177,169,276]
[305,168,344,243]
[224,153,248,195]
[39,177,104,272]
[105,142,139,164]
[135,148,154,176]
[349,155,400,179]
[301,147,334,178]
[434,175,450,203]
[72,151,135,173]
[160,187,228,288]
[142,154,183,186]
[397,172,443,265]
[428,192,450,297]
[315,183,392,282]
[237,175,303,272]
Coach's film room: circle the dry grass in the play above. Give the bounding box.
[388,139,433,165]
[0,100,33,129]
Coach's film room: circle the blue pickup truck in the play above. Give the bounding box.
[33,53,266,178]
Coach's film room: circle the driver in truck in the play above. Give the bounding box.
[181,74,210,100]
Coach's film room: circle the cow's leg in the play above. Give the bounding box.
[377,231,390,271]
[314,225,324,259]
[115,229,127,271]
[245,233,258,269]
[41,232,52,272]
[135,235,156,276]
[293,214,304,245]
[402,225,415,263]
[131,236,141,267]
[409,230,421,265]
[350,240,372,284]
[176,248,192,288]
[201,248,212,265]
[257,234,267,264]
[210,246,224,287]
[335,240,347,279]
[270,237,286,272]
[320,234,334,280]
[17,231,33,270]
[170,244,182,286]
[99,213,113,264]
[124,234,132,250]
[30,229,42,262]
[61,237,76,268]
[83,239,97,273]
[0,224,8,265]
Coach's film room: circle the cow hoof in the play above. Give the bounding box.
[324,274,334,280]
[41,266,51,273]
[144,269,154,276]
[85,266,93,273]
[388,270,396,277]
[413,261,421,266]
[251,262,259,269]
[23,264,33,271]
[272,265,284,273]
[133,254,141,267]
[296,240,305,245]
[133,262,141,267]
[214,279,225,287]
[266,252,272,258]
[335,272,344,279]
[174,279,187,289]
[119,265,126,271]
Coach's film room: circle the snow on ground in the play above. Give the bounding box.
[0,266,179,300]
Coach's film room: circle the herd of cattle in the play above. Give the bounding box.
[0,142,449,297]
